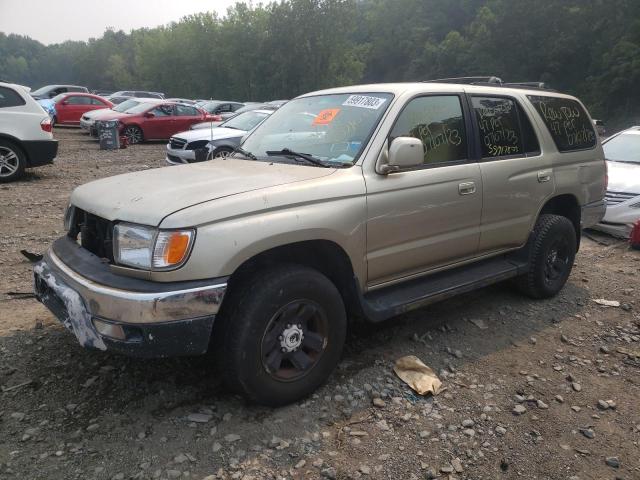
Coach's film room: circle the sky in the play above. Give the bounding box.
[0,0,245,45]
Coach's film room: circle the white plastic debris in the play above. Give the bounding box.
[593,299,620,307]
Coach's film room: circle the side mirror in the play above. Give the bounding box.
[144,112,155,118]
[380,137,424,174]
[60,100,68,105]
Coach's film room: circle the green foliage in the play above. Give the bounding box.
[0,0,638,126]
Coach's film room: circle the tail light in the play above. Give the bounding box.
[40,118,52,133]
[630,220,640,250]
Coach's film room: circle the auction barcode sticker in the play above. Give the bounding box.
[342,95,387,110]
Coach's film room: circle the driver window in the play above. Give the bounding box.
[391,95,467,165]
[151,105,173,116]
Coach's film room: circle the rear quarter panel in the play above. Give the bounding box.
[522,93,606,220]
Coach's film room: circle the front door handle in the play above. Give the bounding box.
[537,170,551,183]
[458,181,476,195]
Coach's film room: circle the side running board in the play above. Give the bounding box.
[361,255,529,323]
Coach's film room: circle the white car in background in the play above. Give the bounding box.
[80,97,162,132]
[594,126,640,237]
[0,82,57,182]
[166,109,273,164]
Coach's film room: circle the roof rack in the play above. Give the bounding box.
[423,76,553,91]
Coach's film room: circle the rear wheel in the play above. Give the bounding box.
[216,265,347,406]
[123,125,143,144]
[0,140,26,183]
[516,214,577,298]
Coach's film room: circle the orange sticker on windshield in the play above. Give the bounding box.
[313,108,340,125]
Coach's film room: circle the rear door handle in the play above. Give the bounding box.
[537,170,551,183]
[458,181,476,195]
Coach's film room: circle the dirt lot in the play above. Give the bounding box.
[1,129,639,480]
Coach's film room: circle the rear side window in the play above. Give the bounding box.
[66,96,91,105]
[527,96,596,152]
[390,95,468,166]
[471,96,540,158]
[0,87,26,108]
[175,105,199,116]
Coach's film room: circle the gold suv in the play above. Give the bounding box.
[34,79,606,405]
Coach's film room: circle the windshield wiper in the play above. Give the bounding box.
[231,146,258,160]
[265,148,331,168]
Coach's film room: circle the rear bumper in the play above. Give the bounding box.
[22,139,58,167]
[33,237,228,358]
[580,199,606,229]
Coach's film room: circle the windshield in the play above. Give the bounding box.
[603,133,640,164]
[31,86,53,96]
[222,111,270,131]
[241,93,393,165]
[125,102,157,115]
[201,101,222,113]
[115,99,141,112]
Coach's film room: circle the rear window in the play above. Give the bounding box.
[527,96,596,152]
[0,86,26,108]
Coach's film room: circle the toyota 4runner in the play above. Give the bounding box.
[34,81,606,405]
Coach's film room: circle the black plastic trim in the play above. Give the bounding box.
[97,315,215,358]
[21,139,58,167]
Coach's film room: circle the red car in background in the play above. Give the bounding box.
[112,102,217,144]
[52,93,113,126]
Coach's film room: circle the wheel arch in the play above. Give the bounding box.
[538,194,581,249]
[0,134,27,160]
[226,239,365,322]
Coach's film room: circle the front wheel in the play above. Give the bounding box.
[123,125,143,144]
[516,214,577,299]
[217,265,347,406]
[207,146,234,160]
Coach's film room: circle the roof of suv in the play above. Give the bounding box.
[302,82,578,101]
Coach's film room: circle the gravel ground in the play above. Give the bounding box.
[1,128,639,480]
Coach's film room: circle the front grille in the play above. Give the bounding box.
[605,191,637,205]
[170,137,187,150]
[68,208,114,262]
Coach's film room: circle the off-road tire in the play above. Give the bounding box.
[216,265,347,406]
[516,214,577,299]
[0,139,26,183]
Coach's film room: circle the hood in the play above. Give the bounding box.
[192,121,225,130]
[172,127,244,143]
[70,159,335,226]
[606,161,640,194]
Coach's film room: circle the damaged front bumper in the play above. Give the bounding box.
[33,237,227,358]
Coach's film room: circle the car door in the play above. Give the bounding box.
[60,95,92,123]
[364,94,483,287]
[174,104,203,132]
[142,104,175,139]
[469,93,554,253]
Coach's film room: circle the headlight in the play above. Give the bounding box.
[113,223,195,270]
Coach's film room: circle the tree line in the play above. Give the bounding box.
[1,0,638,128]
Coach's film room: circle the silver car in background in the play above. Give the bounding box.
[594,126,640,237]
